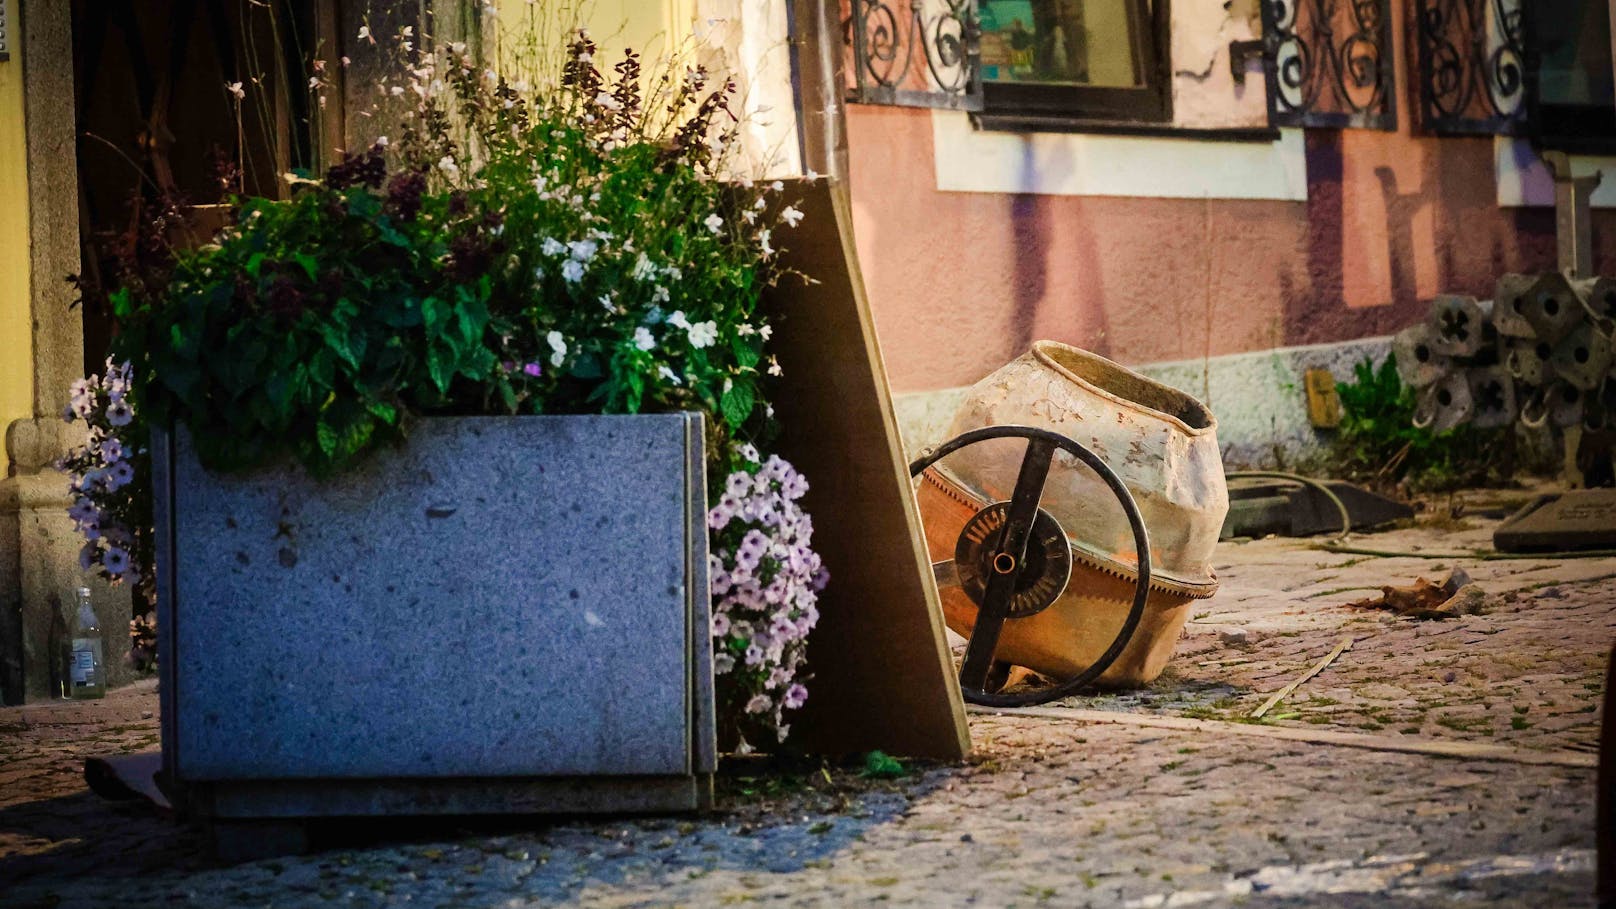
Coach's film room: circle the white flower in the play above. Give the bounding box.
[768,360,783,377]
[745,693,771,714]
[758,229,774,257]
[667,310,691,331]
[561,259,584,284]
[759,325,773,340]
[389,85,405,97]
[780,205,804,228]
[632,252,655,281]
[449,41,467,54]
[686,321,718,349]
[657,365,683,386]
[375,135,389,147]
[703,213,724,234]
[594,91,623,111]
[309,76,323,91]
[533,175,549,194]
[541,237,565,257]
[633,327,656,351]
[568,239,598,262]
[357,24,373,42]
[401,25,413,36]
[714,652,735,675]
[226,81,245,100]
[651,285,670,304]
[437,155,459,177]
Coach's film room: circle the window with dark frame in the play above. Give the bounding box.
[1415,0,1616,153]
[974,0,1172,128]
[1523,0,1616,154]
[841,0,1616,148]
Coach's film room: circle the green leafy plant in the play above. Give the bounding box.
[112,27,801,479]
[114,172,498,476]
[1325,354,1535,492]
[860,750,909,779]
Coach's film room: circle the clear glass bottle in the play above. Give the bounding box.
[69,587,105,699]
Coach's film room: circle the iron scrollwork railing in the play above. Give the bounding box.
[846,0,982,111]
[1261,0,1397,130]
[1415,0,1525,135]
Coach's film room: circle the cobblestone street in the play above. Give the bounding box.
[3,503,1609,907]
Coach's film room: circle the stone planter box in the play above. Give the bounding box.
[152,415,713,856]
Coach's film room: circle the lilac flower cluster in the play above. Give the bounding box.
[708,446,827,744]
[60,360,147,587]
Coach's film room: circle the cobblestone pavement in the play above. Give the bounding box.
[2,503,1608,907]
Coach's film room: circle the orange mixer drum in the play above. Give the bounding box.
[916,342,1229,687]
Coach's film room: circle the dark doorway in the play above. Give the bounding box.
[71,0,336,372]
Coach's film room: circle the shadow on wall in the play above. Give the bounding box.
[1010,191,1049,356]
[1005,137,1113,360]
[1287,131,1571,351]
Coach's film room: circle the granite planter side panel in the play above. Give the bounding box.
[157,415,710,783]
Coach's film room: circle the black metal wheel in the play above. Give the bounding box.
[910,425,1152,708]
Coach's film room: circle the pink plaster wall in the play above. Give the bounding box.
[846,104,1616,393]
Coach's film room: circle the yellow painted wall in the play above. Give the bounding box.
[0,0,34,479]
[494,0,697,79]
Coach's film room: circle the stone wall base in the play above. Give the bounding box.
[0,472,133,704]
[893,336,1396,469]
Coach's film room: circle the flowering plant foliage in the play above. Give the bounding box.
[80,17,823,739]
[58,360,157,668]
[109,25,801,477]
[708,446,826,745]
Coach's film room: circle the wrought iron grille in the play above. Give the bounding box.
[1414,0,1525,135]
[1260,0,1397,130]
[845,0,982,110]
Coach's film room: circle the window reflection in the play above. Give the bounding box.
[978,0,1146,88]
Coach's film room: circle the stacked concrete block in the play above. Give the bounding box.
[1395,272,1616,434]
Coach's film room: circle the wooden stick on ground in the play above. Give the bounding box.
[1251,635,1354,719]
[967,705,1598,769]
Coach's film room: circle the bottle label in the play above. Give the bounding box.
[71,644,95,685]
